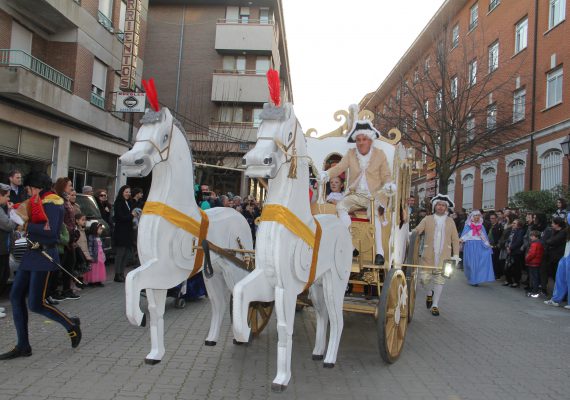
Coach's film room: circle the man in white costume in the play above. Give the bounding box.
[413,194,460,316]
[320,120,395,265]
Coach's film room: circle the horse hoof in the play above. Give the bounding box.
[323,362,335,368]
[312,354,324,361]
[144,358,161,365]
[140,314,146,327]
[204,340,217,346]
[271,383,287,392]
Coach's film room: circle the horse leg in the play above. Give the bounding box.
[232,269,274,343]
[308,279,328,360]
[321,269,346,368]
[144,288,167,364]
[203,262,229,346]
[271,285,297,392]
[125,259,158,326]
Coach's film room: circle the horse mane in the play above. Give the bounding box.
[139,109,192,152]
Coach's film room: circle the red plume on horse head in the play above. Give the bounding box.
[142,78,160,112]
[266,69,281,107]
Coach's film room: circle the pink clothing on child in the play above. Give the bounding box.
[83,237,106,283]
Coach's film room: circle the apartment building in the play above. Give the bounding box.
[0,0,148,194]
[362,0,569,211]
[145,0,292,196]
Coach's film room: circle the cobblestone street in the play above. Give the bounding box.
[1,270,569,400]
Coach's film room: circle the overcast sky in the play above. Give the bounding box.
[282,0,445,135]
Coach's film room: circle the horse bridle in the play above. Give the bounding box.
[257,119,299,163]
[134,120,174,163]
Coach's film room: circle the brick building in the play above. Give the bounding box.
[145,0,292,196]
[0,0,148,194]
[361,0,569,212]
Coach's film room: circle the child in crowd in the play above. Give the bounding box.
[73,214,92,288]
[83,222,106,286]
[525,230,544,297]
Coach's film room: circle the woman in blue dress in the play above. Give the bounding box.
[461,210,495,286]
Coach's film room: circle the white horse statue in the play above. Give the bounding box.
[119,106,253,364]
[234,102,352,391]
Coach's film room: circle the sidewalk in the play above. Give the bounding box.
[1,269,570,400]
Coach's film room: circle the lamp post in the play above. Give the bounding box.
[560,134,570,187]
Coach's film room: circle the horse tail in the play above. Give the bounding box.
[202,239,214,278]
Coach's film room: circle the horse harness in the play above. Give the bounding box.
[135,120,174,162]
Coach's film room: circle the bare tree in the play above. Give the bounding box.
[376,24,529,195]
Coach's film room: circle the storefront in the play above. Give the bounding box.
[68,142,118,195]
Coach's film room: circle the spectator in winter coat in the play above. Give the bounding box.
[525,230,544,297]
[486,213,504,279]
[504,219,525,287]
[540,217,567,296]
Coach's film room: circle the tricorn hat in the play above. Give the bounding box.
[431,193,454,212]
[24,171,52,190]
[346,120,381,143]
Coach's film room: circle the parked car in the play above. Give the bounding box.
[75,194,112,254]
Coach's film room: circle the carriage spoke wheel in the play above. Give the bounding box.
[248,301,274,336]
[406,268,417,323]
[377,269,408,363]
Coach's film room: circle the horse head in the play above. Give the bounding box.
[243,102,302,179]
[119,108,177,177]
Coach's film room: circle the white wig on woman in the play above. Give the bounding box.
[431,193,455,213]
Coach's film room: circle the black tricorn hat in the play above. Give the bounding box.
[24,171,52,190]
[346,120,381,143]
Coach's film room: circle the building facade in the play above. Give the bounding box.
[362,0,569,212]
[0,0,148,195]
[145,0,293,196]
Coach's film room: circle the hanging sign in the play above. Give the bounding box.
[120,0,142,90]
[116,92,146,112]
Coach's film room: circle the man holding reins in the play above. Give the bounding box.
[319,120,395,265]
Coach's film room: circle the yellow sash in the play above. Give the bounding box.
[142,201,209,277]
[259,204,322,291]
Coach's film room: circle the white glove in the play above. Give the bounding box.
[382,182,397,193]
[451,255,462,263]
[318,171,329,183]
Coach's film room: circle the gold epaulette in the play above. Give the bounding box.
[42,193,64,206]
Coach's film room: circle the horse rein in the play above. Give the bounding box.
[133,120,174,163]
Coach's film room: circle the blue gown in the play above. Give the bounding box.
[461,224,495,285]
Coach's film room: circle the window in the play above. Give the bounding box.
[489,0,500,12]
[239,7,250,23]
[389,97,393,110]
[452,24,459,48]
[401,118,408,134]
[414,69,420,84]
[482,167,496,210]
[219,106,243,123]
[91,58,107,103]
[469,59,477,86]
[383,105,387,115]
[421,144,427,163]
[396,88,401,102]
[549,0,566,29]
[488,41,499,73]
[515,17,528,53]
[118,1,127,33]
[447,179,455,203]
[487,104,497,130]
[513,88,526,122]
[222,56,246,73]
[98,0,113,18]
[467,115,475,141]
[424,57,430,73]
[418,188,426,207]
[462,173,474,211]
[412,109,418,128]
[253,108,263,127]
[508,159,525,200]
[255,56,270,74]
[403,80,409,96]
[436,89,442,111]
[469,3,479,30]
[260,7,270,24]
[546,67,563,108]
[424,100,429,119]
[540,149,563,190]
[451,76,458,100]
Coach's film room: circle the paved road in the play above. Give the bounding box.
[1,270,569,400]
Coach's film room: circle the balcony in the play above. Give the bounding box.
[215,19,276,54]
[211,70,269,103]
[209,122,259,143]
[90,92,105,109]
[0,49,72,91]
[6,0,77,34]
[98,11,114,33]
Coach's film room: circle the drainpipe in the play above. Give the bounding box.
[174,5,186,114]
[529,0,539,190]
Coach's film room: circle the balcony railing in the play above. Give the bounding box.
[0,49,73,92]
[214,69,270,75]
[90,92,105,109]
[98,11,114,33]
[217,18,274,25]
[116,31,124,43]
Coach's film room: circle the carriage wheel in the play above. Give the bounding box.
[405,268,417,323]
[377,268,408,364]
[248,301,274,336]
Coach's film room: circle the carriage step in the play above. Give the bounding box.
[342,302,376,315]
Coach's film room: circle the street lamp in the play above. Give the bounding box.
[560,134,570,186]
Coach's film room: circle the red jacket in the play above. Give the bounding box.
[525,241,544,267]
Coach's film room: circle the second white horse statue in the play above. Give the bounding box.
[234,102,352,391]
[119,106,253,364]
